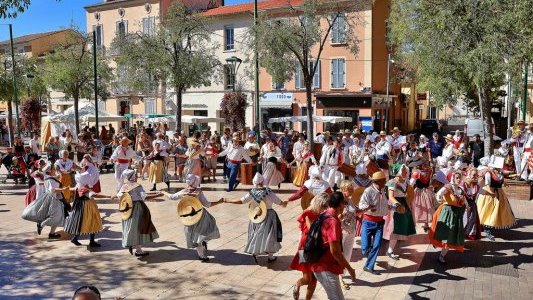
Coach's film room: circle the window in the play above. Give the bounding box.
[331,58,346,88]
[224,26,234,51]
[296,60,321,89]
[142,16,156,36]
[272,79,285,90]
[116,20,127,39]
[427,106,437,119]
[224,65,235,90]
[331,13,347,44]
[93,24,103,48]
[116,65,128,93]
[97,100,106,112]
[145,99,156,114]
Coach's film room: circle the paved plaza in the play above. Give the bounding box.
[0,170,532,300]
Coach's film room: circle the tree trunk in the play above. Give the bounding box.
[74,91,80,135]
[176,87,182,133]
[478,86,493,156]
[305,81,314,146]
[7,98,14,146]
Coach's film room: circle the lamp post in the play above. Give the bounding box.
[384,53,395,132]
[225,56,242,92]
[254,0,261,141]
[93,30,99,136]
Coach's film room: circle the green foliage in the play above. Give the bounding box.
[389,0,533,153]
[0,0,62,18]
[112,2,221,131]
[43,29,112,133]
[250,0,362,139]
[20,97,41,133]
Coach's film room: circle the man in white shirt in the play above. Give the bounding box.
[110,137,140,192]
[29,134,41,156]
[320,138,344,190]
[220,128,232,182]
[218,136,253,191]
[341,129,354,164]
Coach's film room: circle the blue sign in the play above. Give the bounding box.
[360,117,372,131]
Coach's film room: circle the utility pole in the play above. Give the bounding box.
[254,0,261,143]
[384,53,392,132]
[522,60,528,121]
[93,31,99,136]
[9,24,20,137]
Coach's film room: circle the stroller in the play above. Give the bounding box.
[1,153,28,184]
[99,145,115,173]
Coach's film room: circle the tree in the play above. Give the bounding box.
[112,2,221,132]
[19,97,41,134]
[44,29,112,134]
[220,89,249,131]
[0,0,60,18]
[251,0,362,143]
[389,0,533,155]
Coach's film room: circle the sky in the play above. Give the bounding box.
[0,0,253,42]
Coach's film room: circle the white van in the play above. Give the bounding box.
[464,118,501,141]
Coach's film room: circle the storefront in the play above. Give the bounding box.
[316,93,373,133]
[260,92,294,132]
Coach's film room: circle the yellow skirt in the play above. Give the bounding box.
[80,198,103,234]
[60,173,74,202]
[477,187,516,229]
[292,161,310,187]
[149,160,164,184]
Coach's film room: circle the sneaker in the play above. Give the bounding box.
[386,251,400,260]
[363,267,381,275]
[89,241,101,248]
[48,233,61,239]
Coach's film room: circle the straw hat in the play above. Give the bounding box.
[391,127,401,132]
[176,195,204,226]
[371,171,386,181]
[379,131,387,136]
[248,200,268,224]
[517,120,525,125]
[233,136,242,142]
[118,192,134,220]
[444,134,453,141]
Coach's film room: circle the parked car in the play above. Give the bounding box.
[464,118,501,141]
[419,119,441,137]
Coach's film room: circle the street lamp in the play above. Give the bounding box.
[384,53,395,132]
[0,23,21,139]
[225,56,242,92]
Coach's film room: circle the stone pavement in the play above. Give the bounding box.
[0,168,532,300]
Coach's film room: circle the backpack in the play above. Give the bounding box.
[303,213,332,263]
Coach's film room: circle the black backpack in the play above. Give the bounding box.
[303,213,332,263]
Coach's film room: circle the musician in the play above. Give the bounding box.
[110,137,140,192]
[519,122,533,181]
[217,136,253,191]
[244,134,261,174]
[511,120,527,175]
[320,137,344,190]
[260,138,285,188]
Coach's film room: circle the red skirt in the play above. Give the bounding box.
[355,216,362,237]
[25,185,37,207]
[290,230,312,272]
[92,180,101,193]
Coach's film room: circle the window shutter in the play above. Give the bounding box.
[339,15,346,43]
[340,59,346,87]
[313,60,321,88]
[331,59,337,88]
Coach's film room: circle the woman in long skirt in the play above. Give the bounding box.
[22,163,68,239]
[224,173,288,263]
[164,174,222,262]
[79,154,101,193]
[384,164,416,260]
[118,169,158,257]
[183,140,204,179]
[290,193,329,300]
[289,141,317,187]
[64,172,103,247]
[477,165,516,241]
[429,171,466,264]
[288,166,332,209]
[147,143,170,191]
[339,180,362,289]
[409,159,434,231]
[461,168,482,240]
[260,140,285,188]
[54,150,78,202]
[25,160,47,206]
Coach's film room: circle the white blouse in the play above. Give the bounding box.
[170,189,211,207]
[240,191,281,209]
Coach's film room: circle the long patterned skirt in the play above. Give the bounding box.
[292,161,310,187]
[22,193,66,227]
[245,209,282,255]
[183,209,220,248]
[183,158,202,179]
[60,172,75,202]
[263,162,284,187]
[464,199,482,240]
[64,197,103,235]
[412,188,435,224]
[429,204,465,252]
[149,160,169,184]
[477,187,516,229]
[122,201,159,247]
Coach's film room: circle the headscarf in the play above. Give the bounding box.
[252,173,265,187]
[42,163,52,174]
[185,174,200,188]
[59,150,68,158]
[309,165,321,179]
[121,169,136,183]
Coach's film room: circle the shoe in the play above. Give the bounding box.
[166,181,170,189]
[386,251,400,260]
[150,187,156,191]
[48,233,61,239]
[71,238,82,246]
[202,241,208,251]
[252,254,258,264]
[37,223,42,235]
[135,251,149,257]
[341,279,350,290]
[363,267,381,275]
[292,285,300,300]
[437,254,447,265]
[234,180,240,190]
[278,183,281,189]
[198,256,209,262]
[89,241,101,248]
[128,246,133,255]
[267,257,277,263]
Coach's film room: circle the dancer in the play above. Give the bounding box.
[384,164,416,260]
[55,150,78,202]
[147,142,170,191]
[339,180,360,288]
[461,167,482,240]
[288,165,332,210]
[110,137,139,192]
[117,169,159,257]
[64,172,103,247]
[217,136,253,192]
[429,171,466,264]
[288,141,317,187]
[164,174,222,262]
[79,154,101,193]
[290,193,329,300]
[183,140,204,179]
[320,137,344,190]
[409,157,434,231]
[477,162,516,241]
[260,138,285,188]
[21,163,68,239]
[223,173,288,263]
[25,160,47,206]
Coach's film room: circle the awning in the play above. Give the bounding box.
[261,92,293,109]
[141,114,224,124]
[268,115,352,124]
